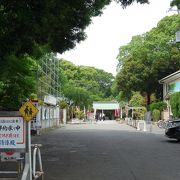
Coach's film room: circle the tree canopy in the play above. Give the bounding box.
[170,0,180,11]
[59,59,114,109]
[0,55,37,110]
[115,14,180,104]
[0,0,149,110]
[0,0,149,59]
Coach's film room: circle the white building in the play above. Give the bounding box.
[159,70,180,120]
[93,102,120,120]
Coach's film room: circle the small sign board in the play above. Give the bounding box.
[0,116,25,149]
[19,101,39,122]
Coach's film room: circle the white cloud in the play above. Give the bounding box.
[58,0,176,76]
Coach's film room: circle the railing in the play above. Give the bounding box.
[125,118,153,132]
[21,144,44,180]
[137,120,147,131]
[125,118,137,128]
[32,144,44,180]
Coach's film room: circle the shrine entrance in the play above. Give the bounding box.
[93,102,120,120]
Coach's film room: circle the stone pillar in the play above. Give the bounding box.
[63,109,67,124]
[94,109,96,119]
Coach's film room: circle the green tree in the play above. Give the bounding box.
[129,92,146,119]
[0,0,149,59]
[129,91,145,107]
[115,15,180,104]
[0,55,37,110]
[170,0,180,11]
[0,0,151,110]
[59,59,114,108]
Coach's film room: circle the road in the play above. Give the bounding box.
[32,121,180,180]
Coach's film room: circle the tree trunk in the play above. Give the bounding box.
[147,93,151,105]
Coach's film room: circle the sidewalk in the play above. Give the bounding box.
[125,121,165,135]
[150,123,165,135]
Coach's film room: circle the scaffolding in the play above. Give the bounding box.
[37,53,60,101]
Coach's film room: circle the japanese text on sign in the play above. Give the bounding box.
[0,117,25,149]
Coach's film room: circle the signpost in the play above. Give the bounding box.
[19,100,39,180]
[0,100,39,179]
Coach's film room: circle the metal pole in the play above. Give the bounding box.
[29,122,32,180]
[26,121,32,180]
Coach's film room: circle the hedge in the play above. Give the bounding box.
[150,101,167,112]
[170,92,180,118]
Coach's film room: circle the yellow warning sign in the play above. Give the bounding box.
[19,101,39,122]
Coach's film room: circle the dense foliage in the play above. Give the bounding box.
[0,55,37,110]
[0,0,148,59]
[115,15,180,104]
[59,59,114,109]
[0,0,149,110]
[170,92,180,118]
[150,101,167,112]
[170,0,180,11]
[129,91,145,107]
[152,109,160,121]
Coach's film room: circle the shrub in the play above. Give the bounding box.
[129,91,146,107]
[59,100,68,109]
[150,101,167,112]
[134,107,147,120]
[152,109,160,121]
[30,93,38,100]
[170,92,180,118]
[75,110,85,120]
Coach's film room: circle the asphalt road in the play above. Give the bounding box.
[32,122,180,180]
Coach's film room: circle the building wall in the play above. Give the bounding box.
[162,75,180,120]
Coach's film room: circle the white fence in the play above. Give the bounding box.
[125,118,152,132]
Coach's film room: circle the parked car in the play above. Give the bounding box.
[165,119,180,141]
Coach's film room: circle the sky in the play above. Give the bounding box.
[58,0,176,76]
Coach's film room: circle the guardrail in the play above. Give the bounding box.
[125,118,137,128]
[137,120,147,131]
[125,118,153,132]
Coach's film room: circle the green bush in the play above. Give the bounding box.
[129,91,145,107]
[150,101,167,112]
[30,93,38,100]
[75,110,85,120]
[134,107,147,120]
[59,100,68,109]
[152,109,160,121]
[170,92,180,118]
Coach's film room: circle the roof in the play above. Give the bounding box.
[159,70,180,84]
[93,101,119,110]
